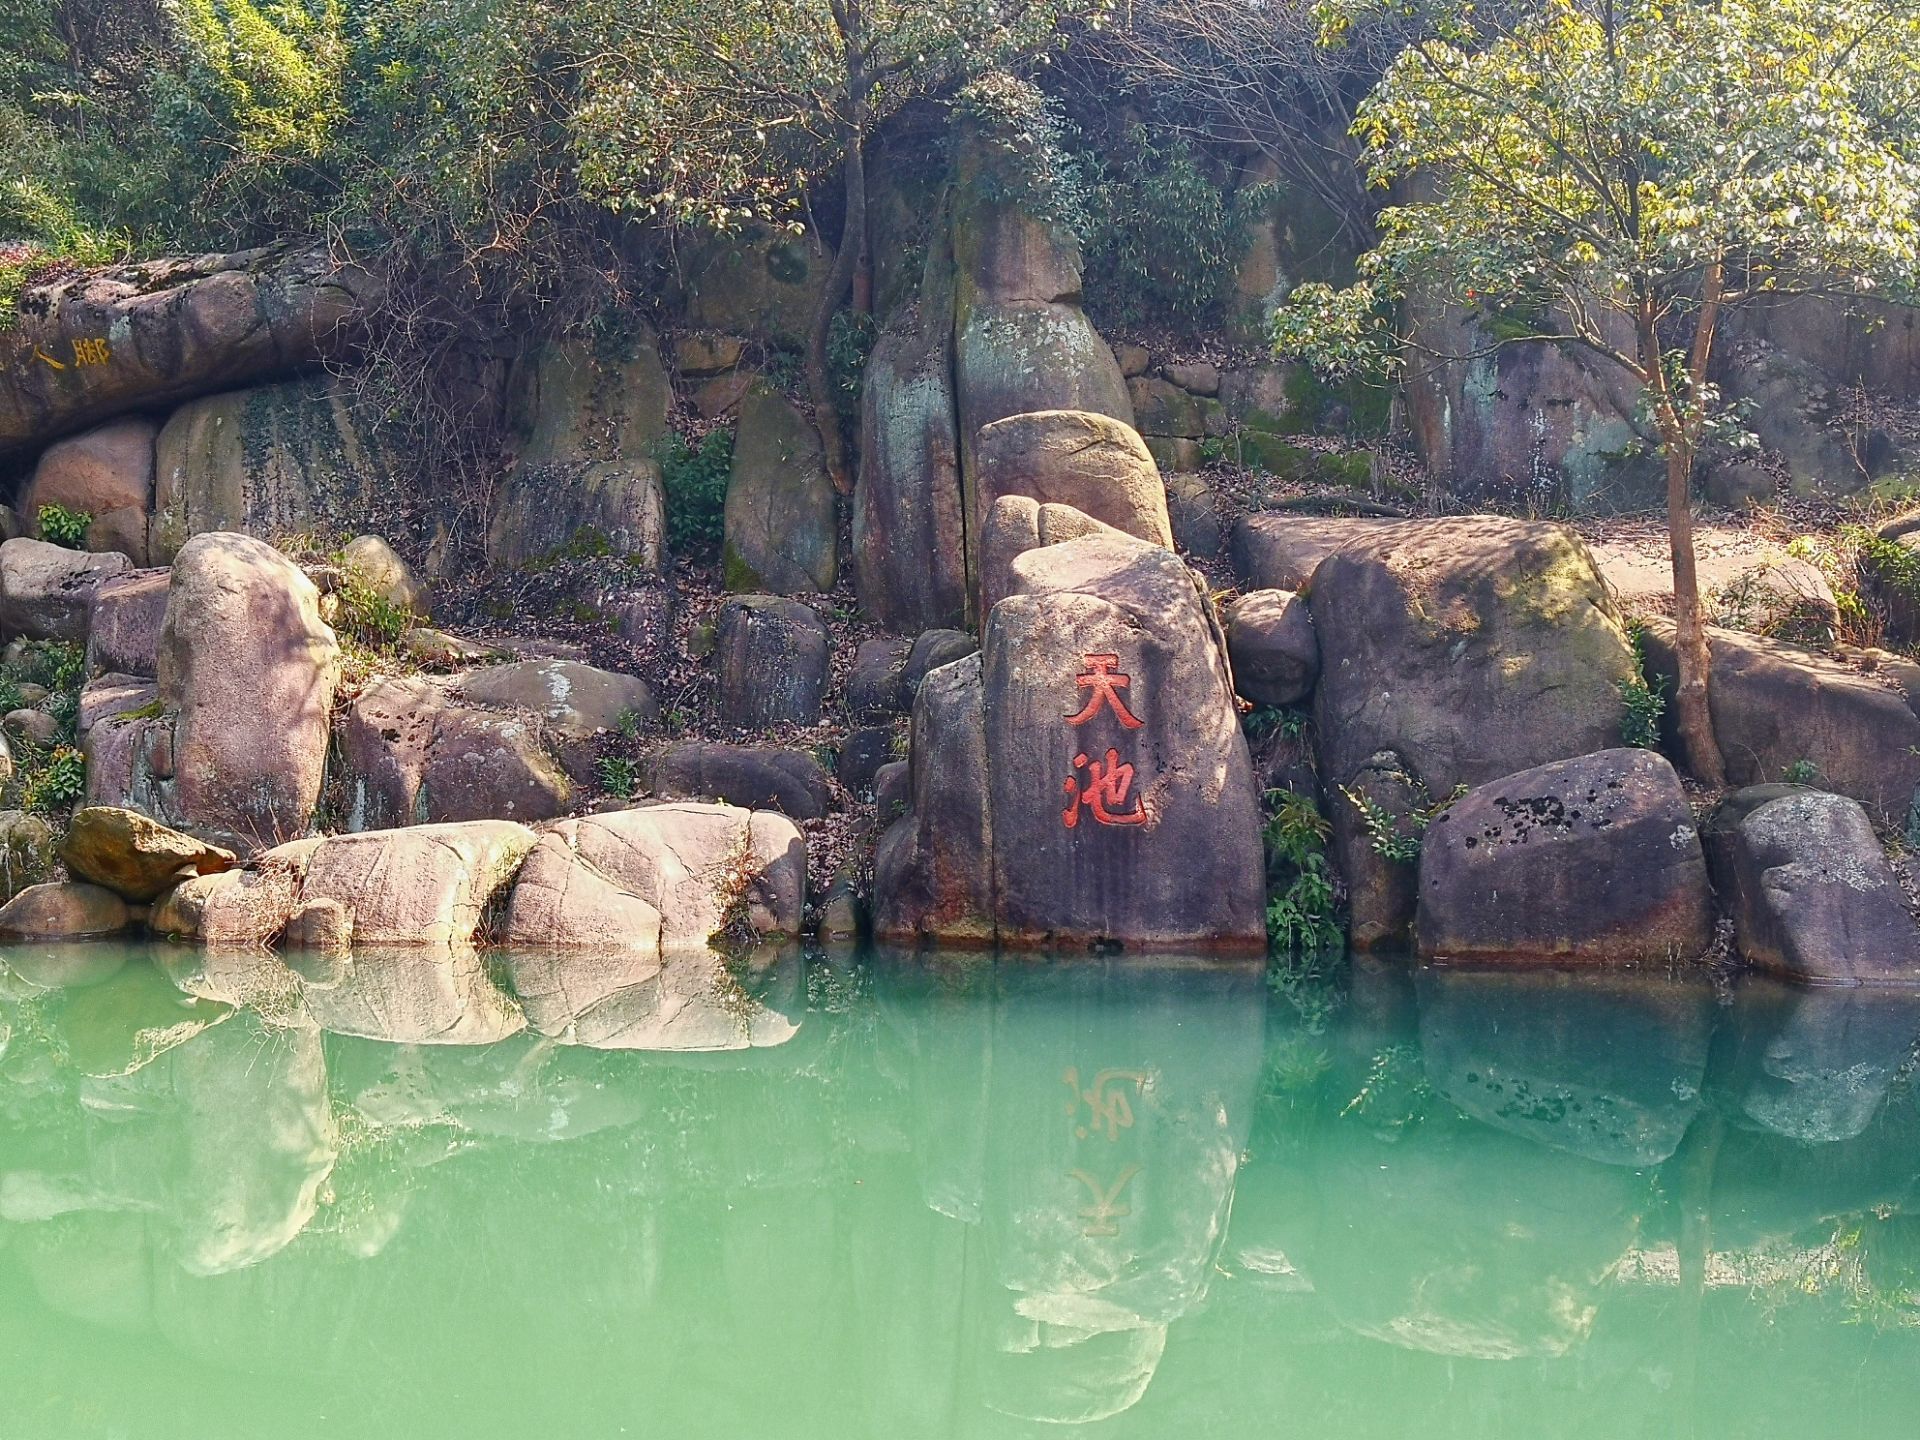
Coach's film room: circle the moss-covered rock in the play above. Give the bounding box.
[721,387,837,595]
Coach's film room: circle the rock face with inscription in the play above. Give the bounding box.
[0,244,377,460]
[875,523,1264,951]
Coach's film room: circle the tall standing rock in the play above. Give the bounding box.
[876,523,1264,951]
[486,330,671,569]
[119,533,341,851]
[722,386,839,594]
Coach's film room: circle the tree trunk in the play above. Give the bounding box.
[808,123,865,496]
[1665,435,1727,788]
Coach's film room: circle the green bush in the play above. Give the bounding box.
[658,428,734,557]
[35,503,90,549]
[22,743,84,813]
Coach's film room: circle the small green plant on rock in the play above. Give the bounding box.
[658,428,733,557]
[1263,789,1343,956]
[597,756,640,798]
[36,504,91,549]
[1783,759,1822,787]
[1341,776,1462,864]
[1620,625,1670,749]
[22,744,85,813]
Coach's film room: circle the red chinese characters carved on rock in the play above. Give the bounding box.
[1065,654,1144,730]
[1061,653,1151,829]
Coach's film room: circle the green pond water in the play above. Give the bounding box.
[5,944,1920,1439]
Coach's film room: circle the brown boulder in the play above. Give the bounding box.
[453,658,657,741]
[1309,516,1635,800]
[1417,749,1715,965]
[24,416,157,564]
[1329,752,1426,952]
[60,805,237,902]
[85,568,170,677]
[149,838,323,947]
[643,741,831,820]
[1230,513,1399,592]
[714,595,829,728]
[1225,589,1319,707]
[297,821,538,947]
[0,881,131,940]
[1704,787,1920,984]
[339,534,430,620]
[721,386,838,595]
[0,537,131,641]
[157,532,340,850]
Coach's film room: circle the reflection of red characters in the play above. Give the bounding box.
[1062,749,1147,828]
[1065,654,1143,729]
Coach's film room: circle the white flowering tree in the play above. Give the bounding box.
[574,0,1113,492]
[1275,0,1920,785]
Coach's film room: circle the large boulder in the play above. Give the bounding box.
[1231,513,1398,592]
[0,244,377,459]
[338,534,430,619]
[854,233,968,632]
[722,386,838,594]
[978,495,1135,619]
[148,376,399,563]
[59,806,236,902]
[150,838,323,947]
[84,568,170,677]
[675,227,833,347]
[335,674,572,829]
[1416,749,1716,965]
[1225,589,1319,707]
[452,658,656,743]
[297,821,538,947]
[714,595,829,728]
[0,809,56,901]
[1642,622,1920,823]
[154,532,340,850]
[0,537,131,640]
[875,525,1265,951]
[1329,750,1426,952]
[23,416,157,563]
[1704,787,1920,984]
[643,741,832,820]
[0,881,131,940]
[968,410,1172,608]
[1309,517,1636,801]
[486,331,670,569]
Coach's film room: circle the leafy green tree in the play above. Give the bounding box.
[572,0,1114,492]
[1275,0,1920,785]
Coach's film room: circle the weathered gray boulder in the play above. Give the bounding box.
[0,881,131,940]
[23,416,157,563]
[85,568,169,676]
[715,595,829,728]
[1642,622,1920,823]
[149,838,322,947]
[978,494,1138,619]
[676,227,833,347]
[0,244,377,459]
[1705,787,1920,984]
[835,724,896,793]
[452,658,656,742]
[0,810,56,901]
[876,525,1265,951]
[156,533,340,850]
[1225,589,1318,707]
[60,806,236,902]
[902,627,978,697]
[149,376,398,563]
[643,741,831,820]
[1309,517,1635,802]
[970,411,1171,609]
[722,386,838,594]
[486,332,670,569]
[336,674,572,829]
[1417,749,1715,965]
[855,238,967,631]
[0,537,130,640]
[339,534,430,619]
[1231,513,1398,592]
[846,636,913,717]
[297,821,538,947]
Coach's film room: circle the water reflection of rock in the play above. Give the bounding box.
[1417,967,1717,1165]
[1717,979,1920,1143]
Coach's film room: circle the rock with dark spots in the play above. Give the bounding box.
[296,821,538,948]
[0,881,131,941]
[0,810,56,901]
[873,760,910,823]
[1309,517,1635,802]
[715,595,829,728]
[24,416,157,564]
[1417,749,1715,965]
[644,741,831,820]
[60,806,237,902]
[836,725,898,794]
[0,244,377,460]
[503,802,803,951]
[1230,513,1399,592]
[1226,589,1319,707]
[969,411,1172,606]
[1722,982,1920,1143]
[0,537,131,641]
[722,386,838,595]
[155,532,340,851]
[901,628,978,697]
[453,658,656,740]
[876,527,1266,951]
[1642,621,1920,823]
[855,249,968,631]
[1329,752,1426,952]
[336,674,572,829]
[339,534,430,619]
[1704,787,1920,984]
[846,636,912,718]
[486,333,671,570]
[85,568,170,677]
